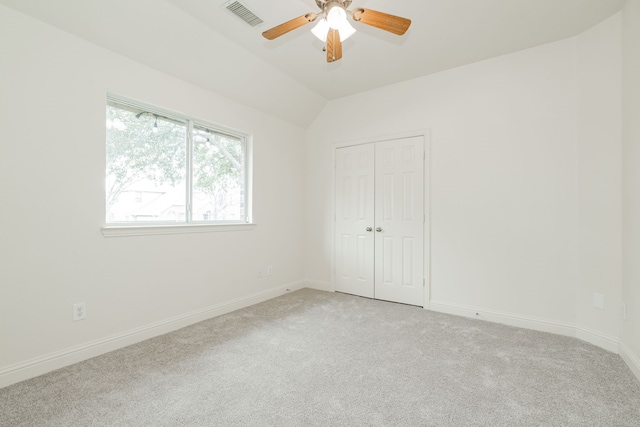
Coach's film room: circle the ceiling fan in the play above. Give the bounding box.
[261,0,411,63]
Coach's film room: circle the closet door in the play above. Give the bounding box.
[334,144,375,298]
[374,137,424,306]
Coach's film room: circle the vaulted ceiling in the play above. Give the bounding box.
[0,0,624,127]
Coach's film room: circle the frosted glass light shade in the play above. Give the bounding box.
[311,18,330,42]
[327,6,347,29]
[335,19,356,41]
[311,12,356,43]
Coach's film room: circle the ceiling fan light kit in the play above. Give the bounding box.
[262,0,411,63]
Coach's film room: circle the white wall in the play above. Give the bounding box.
[575,15,622,348]
[622,0,640,379]
[0,5,307,386]
[305,15,623,350]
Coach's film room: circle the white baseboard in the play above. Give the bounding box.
[430,300,620,353]
[4,287,633,389]
[620,343,640,383]
[0,281,307,389]
[575,327,619,353]
[298,280,333,292]
[430,300,576,337]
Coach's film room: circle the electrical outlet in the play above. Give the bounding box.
[267,265,273,276]
[73,302,87,321]
[257,269,263,279]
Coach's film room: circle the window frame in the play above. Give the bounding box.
[102,95,254,237]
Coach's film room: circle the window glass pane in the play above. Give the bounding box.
[106,103,187,223]
[192,126,245,221]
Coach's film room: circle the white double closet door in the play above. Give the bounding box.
[334,136,425,306]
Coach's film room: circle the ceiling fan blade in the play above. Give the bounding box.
[326,28,343,63]
[352,8,411,36]
[262,13,317,40]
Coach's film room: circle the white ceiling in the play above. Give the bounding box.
[0,0,624,127]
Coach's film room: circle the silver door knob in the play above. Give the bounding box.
[366,227,372,232]
[376,227,382,232]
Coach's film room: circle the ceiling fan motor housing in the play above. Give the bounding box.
[315,0,352,12]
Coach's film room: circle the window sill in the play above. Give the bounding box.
[101,223,257,237]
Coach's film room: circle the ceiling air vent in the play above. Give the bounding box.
[223,0,264,27]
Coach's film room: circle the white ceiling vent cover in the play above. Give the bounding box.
[223,1,264,27]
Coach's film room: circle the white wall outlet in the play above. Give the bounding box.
[257,269,263,278]
[593,293,605,310]
[267,265,273,276]
[73,302,87,321]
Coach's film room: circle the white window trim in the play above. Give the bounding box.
[101,223,257,238]
[104,94,254,235]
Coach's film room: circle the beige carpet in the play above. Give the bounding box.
[1,288,639,426]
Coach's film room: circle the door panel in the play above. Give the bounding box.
[335,144,375,298]
[374,137,424,306]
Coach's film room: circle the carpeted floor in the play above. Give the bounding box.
[1,288,640,426]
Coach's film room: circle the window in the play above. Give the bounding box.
[105,97,250,228]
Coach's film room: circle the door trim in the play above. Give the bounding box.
[330,129,431,309]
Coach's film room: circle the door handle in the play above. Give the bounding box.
[366,227,372,232]
[376,227,382,232]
